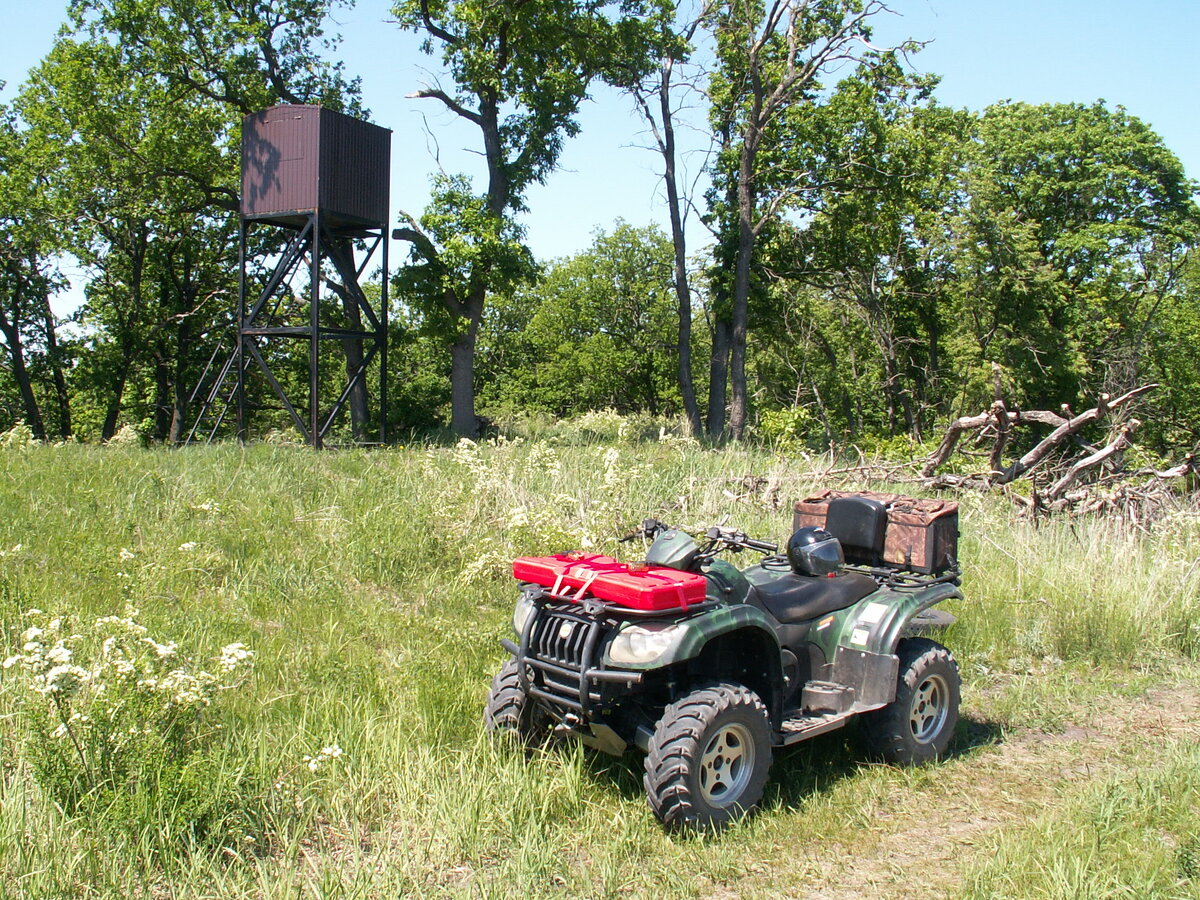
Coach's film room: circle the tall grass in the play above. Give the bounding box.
[1,437,1198,897]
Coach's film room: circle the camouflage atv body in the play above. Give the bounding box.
[486,494,963,831]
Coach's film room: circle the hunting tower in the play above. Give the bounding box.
[189,104,391,448]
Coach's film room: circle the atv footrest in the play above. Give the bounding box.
[777,708,856,746]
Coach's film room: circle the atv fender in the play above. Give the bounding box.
[808,581,961,660]
[808,581,962,710]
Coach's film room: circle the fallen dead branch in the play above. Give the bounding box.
[914,383,1199,521]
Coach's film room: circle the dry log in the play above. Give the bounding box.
[920,404,1006,477]
[991,384,1157,484]
[1046,420,1139,499]
[988,398,1010,476]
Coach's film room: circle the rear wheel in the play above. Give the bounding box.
[484,659,548,744]
[861,637,960,765]
[643,682,772,832]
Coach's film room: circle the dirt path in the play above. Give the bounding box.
[720,677,1200,900]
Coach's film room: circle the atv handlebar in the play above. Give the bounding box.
[620,519,778,561]
[619,518,670,542]
[703,525,778,556]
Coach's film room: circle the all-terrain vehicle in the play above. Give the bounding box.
[485,491,963,831]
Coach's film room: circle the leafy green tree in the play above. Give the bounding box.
[391,0,667,436]
[705,0,908,439]
[949,101,1200,414]
[478,223,684,416]
[0,102,69,439]
[67,0,357,117]
[16,1,360,441]
[772,82,971,438]
[629,2,705,436]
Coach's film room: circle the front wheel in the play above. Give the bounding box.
[861,637,960,765]
[643,682,773,832]
[483,659,548,745]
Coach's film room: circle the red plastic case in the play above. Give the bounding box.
[512,552,707,611]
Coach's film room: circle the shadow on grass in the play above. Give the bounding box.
[571,711,1007,814]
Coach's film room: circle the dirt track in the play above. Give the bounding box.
[714,677,1200,900]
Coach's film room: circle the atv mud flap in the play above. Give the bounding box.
[831,646,899,709]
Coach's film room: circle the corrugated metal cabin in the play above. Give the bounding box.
[240,105,391,231]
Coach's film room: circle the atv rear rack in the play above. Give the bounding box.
[843,563,962,590]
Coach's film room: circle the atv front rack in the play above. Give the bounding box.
[516,582,720,617]
[503,597,646,724]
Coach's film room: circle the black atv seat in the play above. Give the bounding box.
[752,572,878,625]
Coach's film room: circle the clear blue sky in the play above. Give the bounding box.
[2,0,1198,286]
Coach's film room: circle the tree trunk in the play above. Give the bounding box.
[168,317,192,445]
[707,316,731,441]
[656,60,702,438]
[153,347,172,441]
[0,304,46,440]
[728,80,762,441]
[102,363,129,441]
[450,306,482,437]
[728,202,754,439]
[40,293,72,438]
[338,286,369,441]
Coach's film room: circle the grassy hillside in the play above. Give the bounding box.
[1,437,1198,899]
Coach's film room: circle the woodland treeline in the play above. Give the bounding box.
[1,0,1197,452]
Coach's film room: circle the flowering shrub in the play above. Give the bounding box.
[105,424,145,447]
[3,608,258,845]
[0,422,37,449]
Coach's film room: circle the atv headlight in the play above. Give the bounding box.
[512,594,537,637]
[607,623,687,666]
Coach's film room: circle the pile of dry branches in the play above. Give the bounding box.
[892,383,1194,518]
[727,382,1197,521]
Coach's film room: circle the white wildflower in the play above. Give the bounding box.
[35,664,89,697]
[142,638,177,658]
[304,743,344,773]
[216,643,253,674]
[22,626,44,643]
[118,547,135,561]
[45,645,73,665]
[178,542,198,552]
[2,655,21,669]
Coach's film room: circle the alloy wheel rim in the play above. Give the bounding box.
[698,722,755,807]
[909,673,949,744]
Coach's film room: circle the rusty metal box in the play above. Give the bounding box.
[241,105,391,228]
[793,490,959,574]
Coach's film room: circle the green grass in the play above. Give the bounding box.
[1,438,1199,898]
[962,742,1200,899]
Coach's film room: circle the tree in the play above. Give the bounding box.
[478,223,684,416]
[706,0,908,439]
[391,0,666,436]
[19,0,361,440]
[0,103,68,439]
[67,0,358,118]
[775,80,971,438]
[630,1,708,437]
[949,101,1200,415]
